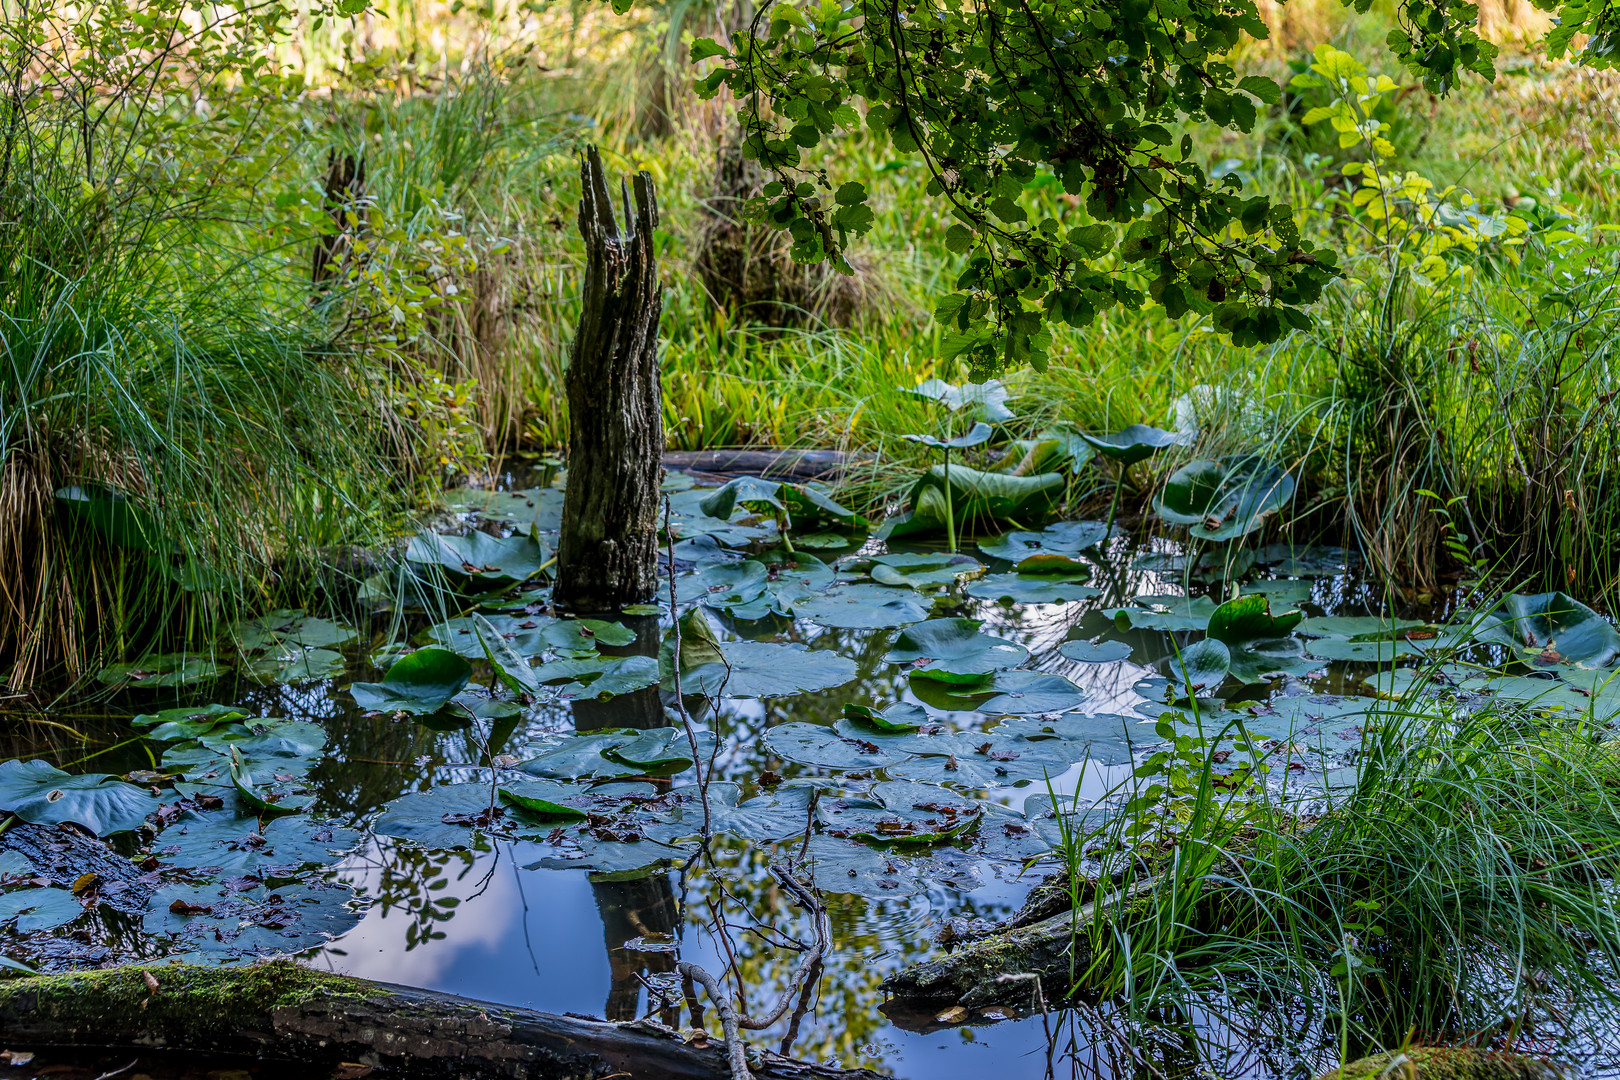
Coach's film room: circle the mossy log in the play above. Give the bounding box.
[1316,1048,1563,1080]
[0,961,884,1080]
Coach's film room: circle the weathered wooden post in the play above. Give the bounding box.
[554,146,664,612]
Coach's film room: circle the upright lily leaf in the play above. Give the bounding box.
[350,647,473,716]
[0,760,159,837]
[56,485,162,550]
[1156,458,1295,541]
[1168,638,1231,696]
[842,701,929,732]
[885,618,1029,683]
[473,613,542,697]
[903,422,993,450]
[881,466,1064,539]
[1206,595,1314,684]
[903,378,1015,422]
[1079,424,1185,465]
[1475,592,1620,670]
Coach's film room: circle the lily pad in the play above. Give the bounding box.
[682,641,858,698]
[245,647,347,685]
[472,613,542,697]
[1105,595,1220,633]
[549,655,661,701]
[841,702,929,732]
[1156,458,1295,541]
[1167,638,1231,695]
[1079,424,1185,466]
[1304,638,1423,663]
[869,552,984,589]
[1058,640,1133,664]
[154,812,361,877]
[1474,592,1620,670]
[961,670,1089,715]
[993,712,1143,765]
[406,528,549,586]
[978,521,1109,564]
[374,783,512,849]
[793,584,931,629]
[96,654,224,689]
[0,760,159,837]
[498,780,591,821]
[349,647,473,716]
[230,610,358,652]
[0,887,83,932]
[444,486,564,531]
[887,733,1072,787]
[425,614,555,658]
[133,704,250,741]
[965,573,1100,605]
[1296,616,1430,639]
[881,466,1065,540]
[763,721,912,770]
[1207,595,1304,643]
[530,836,694,875]
[700,479,866,532]
[803,834,924,898]
[145,879,363,957]
[903,422,994,451]
[1254,544,1355,577]
[885,618,1029,683]
[641,782,811,843]
[543,619,638,655]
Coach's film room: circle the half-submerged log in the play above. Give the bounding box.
[0,961,883,1080]
[554,146,665,614]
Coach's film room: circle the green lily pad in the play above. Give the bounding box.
[145,879,363,957]
[230,610,358,652]
[824,781,984,845]
[96,654,224,689]
[959,670,1089,715]
[641,782,811,843]
[1240,579,1315,606]
[529,836,694,875]
[1304,638,1423,663]
[886,733,1071,787]
[803,834,924,898]
[1105,595,1220,632]
[993,712,1144,765]
[1156,458,1295,541]
[1475,592,1620,670]
[154,812,360,877]
[0,887,83,932]
[1207,595,1304,643]
[444,486,564,531]
[519,729,718,781]
[1296,615,1429,639]
[245,647,348,685]
[133,704,250,741]
[374,783,513,849]
[549,655,661,701]
[965,573,1100,605]
[1167,638,1231,695]
[869,552,984,589]
[763,721,912,770]
[978,521,1110,563]
[1079,424,1185,465]
[903,378,1015,422]
[841,702,929,732]
[903,422,993,451]
[793,583,931,629]
[885,618,1029,683]
[700,479,866,532]
[682,641,858,698]
[349,647,473,715]
[0,760,159,837]
[425,614,554,658]
[498,780,590,820]
[1254,544,1355,576]
[1058,640,1133,664]
[406,528,549,586]
[543,619,638,655]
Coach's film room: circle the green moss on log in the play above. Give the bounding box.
[1317,1049,1563,1080]
[0,959,389,1040]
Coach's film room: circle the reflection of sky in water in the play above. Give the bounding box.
[316,838,1119,1079]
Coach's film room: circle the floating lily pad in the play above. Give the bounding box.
[549,655,661,701]
[700,478,866,532]
[0,887,83,932]
[0,760,159,837]
[682,641,858,699]
[406,528,549,586]
[1079,424,1185,465]
[374,783,512,849]
[965,573,1100,605]
[763,721,911,770]
[869,552,984,589]
[841,702,929,732]
[231,610,358,652]
[823,781,984,844]
[1240,579,1315,607]
[543,619,638,656]
[96,654,224,689]
[1474,592,1620,670]
[903,378,1015,422]
[993,712,1143,765]
[498,779,590,820]
[245,647,347,685]
[444,486,564,531]
[530,836,694,875]
[133,704,249,741]
[885,619,1029,683]
[1058,640,1133,664]
[425,614,555,658]
[1105,595,1220,632]
[1254,544,1355,577]
[1156,458,1295,542]
[978,520,1109,564]
[1242,695,1382,742]
[793,584,931,629]
[642,782,811,843]
[886,733,1071,787]
[154,812,361,877]
[1304,638,1423,663]
[519,729,718,781]
[1132,548,1258,580]
[803,834,923,898]
[962,670,1089,715]
[146,879,363,957]
[349,648,472,716]
[1297,615,1429,639]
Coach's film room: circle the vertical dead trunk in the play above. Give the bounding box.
[312,150,365,289]
[554,147,664,613]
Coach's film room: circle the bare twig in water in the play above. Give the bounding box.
[677,959,752,1080]
[665,495,713,843]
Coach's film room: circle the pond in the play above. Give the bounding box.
[2,468,1617,1080]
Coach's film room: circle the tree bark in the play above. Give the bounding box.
[554,146,665,614]
[0,961,883,1080]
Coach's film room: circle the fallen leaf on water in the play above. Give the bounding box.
[935,1005,969,1024]
[332,1065,374,1079]
[71,872,98,894]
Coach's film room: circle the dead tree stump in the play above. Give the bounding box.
[554,147,665,613]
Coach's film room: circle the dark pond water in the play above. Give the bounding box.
[3,471,1616,1080]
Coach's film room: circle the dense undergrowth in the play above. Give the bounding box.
[2,0,1618,681]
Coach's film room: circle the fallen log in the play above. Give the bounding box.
[661,449,863,482]
[0,961,885,1080]
[880,878,1156,1008]
[1315,1049,1561,1080]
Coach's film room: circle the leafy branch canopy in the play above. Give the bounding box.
[634,0,1604,372]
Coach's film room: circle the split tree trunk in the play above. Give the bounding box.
[554,147,665,613]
